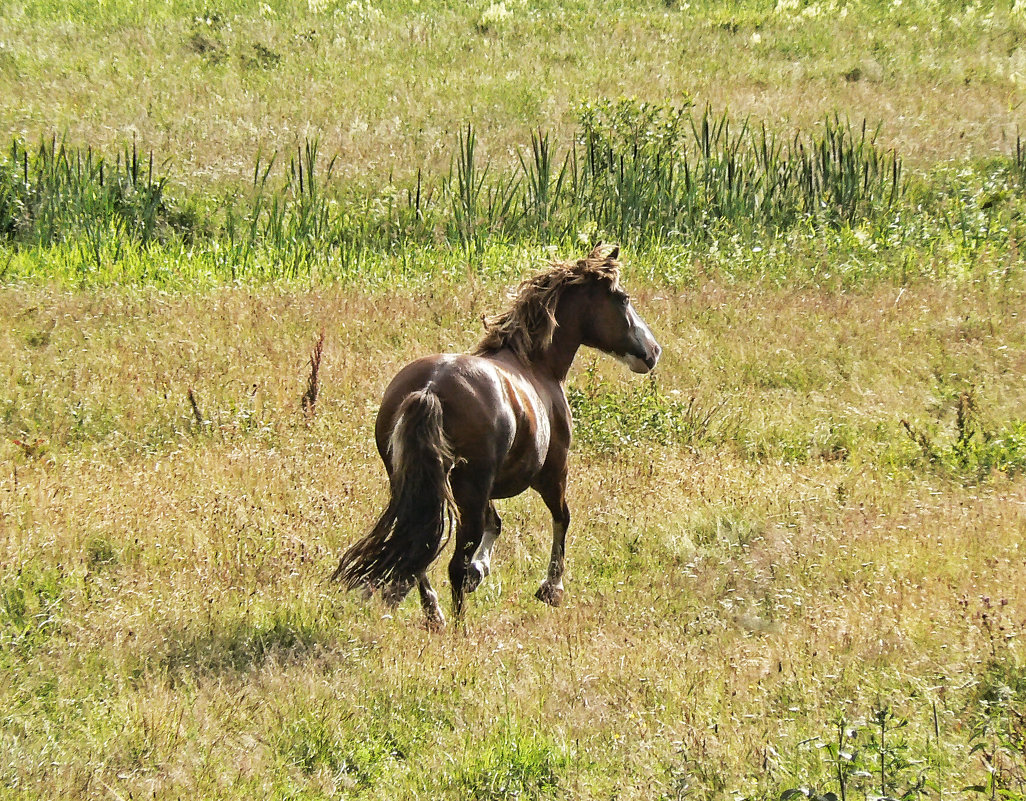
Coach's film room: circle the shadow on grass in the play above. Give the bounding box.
[159,611,340,679]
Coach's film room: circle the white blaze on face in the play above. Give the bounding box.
[615,301,661,373]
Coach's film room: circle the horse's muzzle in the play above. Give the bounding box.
[619,338,661,373]
[628,318,662,373]
[641,340,662,371]
[614,301,662,373]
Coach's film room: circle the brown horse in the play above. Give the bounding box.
[331,245,662,627]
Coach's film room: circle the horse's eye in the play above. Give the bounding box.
[617,293,630,307]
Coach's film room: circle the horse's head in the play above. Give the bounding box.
[475,245,662,376]
[575,246,662,374]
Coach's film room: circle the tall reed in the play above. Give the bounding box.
[0,136,185,248]
[0,103,920,280]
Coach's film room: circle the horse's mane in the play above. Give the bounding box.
[474,244,621,363]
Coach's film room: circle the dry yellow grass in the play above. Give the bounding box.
[4,2,1026,797]
[1,275,1024,798]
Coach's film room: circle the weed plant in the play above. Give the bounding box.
[568,370,730,453]
[902,389,1026,483]
[0,137,195,249]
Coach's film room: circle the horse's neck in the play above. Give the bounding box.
[534,319,582,384]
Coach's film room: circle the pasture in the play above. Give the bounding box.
[2,1,1026,799]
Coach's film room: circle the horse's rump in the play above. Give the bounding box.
[331,389,459,590]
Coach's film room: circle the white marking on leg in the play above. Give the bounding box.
[468,524,499,589]
[417,572,445,630]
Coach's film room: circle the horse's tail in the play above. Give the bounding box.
[331,389,459,591]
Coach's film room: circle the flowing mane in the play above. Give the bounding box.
[474,245,621,363]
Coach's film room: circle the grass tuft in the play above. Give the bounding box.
[301,328,325,418]
[569,371,729,452]
[454,724,568,801]
[902,388,1026,482]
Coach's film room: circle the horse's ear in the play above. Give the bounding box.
[588,243,618,260]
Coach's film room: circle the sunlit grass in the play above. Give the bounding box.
[1,277,1024,798]
[2,0,1026,797]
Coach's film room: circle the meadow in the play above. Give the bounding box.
[2,1,1026,799]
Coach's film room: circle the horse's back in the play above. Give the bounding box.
[375,352,551,495]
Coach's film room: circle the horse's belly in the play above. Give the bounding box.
[490,459,541,499]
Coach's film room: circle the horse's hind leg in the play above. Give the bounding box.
[380,574,416,608]
[379,572,445,631]
[448,475,491,621]
[466,502,501,594]
[417,572,446,631]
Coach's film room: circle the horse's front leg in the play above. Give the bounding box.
[535,476,570,607]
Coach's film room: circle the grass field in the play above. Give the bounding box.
[3,0,1026,181]
[2,278,1025,799]
[2,1,1026,799]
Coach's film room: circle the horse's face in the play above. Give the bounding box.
[577,278,662,374]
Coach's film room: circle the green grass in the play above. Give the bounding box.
[2,0,1026,798]
[0,107,906,263]
[2,105,1025,288]
[1,278,1024,799]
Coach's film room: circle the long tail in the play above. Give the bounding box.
[331,390,459,590]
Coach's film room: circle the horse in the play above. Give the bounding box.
[331,244,662,628]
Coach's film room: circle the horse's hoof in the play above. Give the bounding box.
[465,560,489,593]
[424,613,447,633]
[535,583,564,607]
